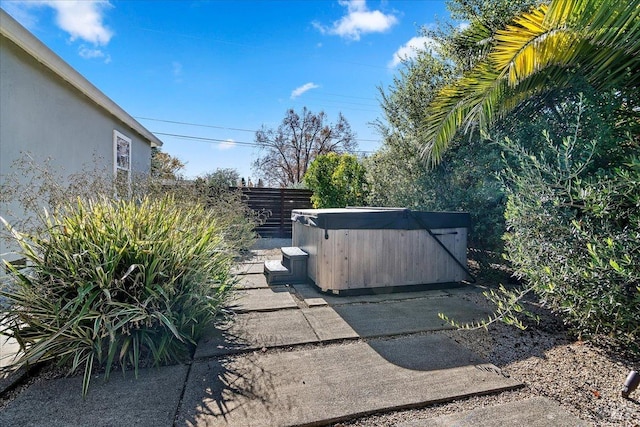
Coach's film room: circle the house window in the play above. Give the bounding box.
[113,130,132,196]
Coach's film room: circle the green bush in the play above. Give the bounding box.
[304,153,368,208]
[498,123,640,353]
[365,136,506,256]
[0,154,258,256]
[1,195,236,395]
[190,180,261,254]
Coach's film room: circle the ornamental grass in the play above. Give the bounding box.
[1,195,236,396]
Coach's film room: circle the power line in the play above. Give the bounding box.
[152,132,257,147]
[294,97,378,107]
[137,117,255,133]
[138,117,382,143]
[289,99,380,113]
[151,131,376,154]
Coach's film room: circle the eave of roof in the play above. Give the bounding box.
[0,10,163,147]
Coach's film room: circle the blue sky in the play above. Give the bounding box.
[2,0,456,180]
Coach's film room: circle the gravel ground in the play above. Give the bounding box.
[335,290,640,427]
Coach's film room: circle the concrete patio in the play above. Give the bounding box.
[0,247,588,426]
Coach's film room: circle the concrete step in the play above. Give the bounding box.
[281,246,308,275]
[264,247,308,285]
[281,246,308,258]
[264,259,287,273]
[264,260,291,285]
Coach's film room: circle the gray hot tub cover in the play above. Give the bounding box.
[291,208,470,230]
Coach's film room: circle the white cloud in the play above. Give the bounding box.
[78,46,103,59]
[43,0,113,45]
[291,82,320,99]
[218,139,236,150]
[78,45,110,63]
[6,1,113,44]
[388,36,439,68]
[314,0,398,41]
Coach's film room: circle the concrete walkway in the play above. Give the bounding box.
[0,250,588,426]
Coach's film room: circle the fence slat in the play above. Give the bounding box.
[235,187,313,238]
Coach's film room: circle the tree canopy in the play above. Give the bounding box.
[423,0,640,165]
[150,147,185,180]
[199,168,240,189]
[252,107,357,187]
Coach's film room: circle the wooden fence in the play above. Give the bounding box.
[238,187,313,238]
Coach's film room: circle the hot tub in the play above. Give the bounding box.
[291,208,471,293]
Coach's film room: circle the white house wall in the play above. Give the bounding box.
[0,34,151,176]
[0,32,151,264]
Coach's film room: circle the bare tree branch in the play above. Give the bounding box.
[252,107,357,187]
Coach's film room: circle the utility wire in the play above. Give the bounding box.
[138,117,382,143]
[137,117,256,133]
[151,131,376,154]
[289,99,380,113]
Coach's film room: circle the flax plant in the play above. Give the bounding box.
[1,195,235,396]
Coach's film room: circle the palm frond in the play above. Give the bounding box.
[422,0,640,165]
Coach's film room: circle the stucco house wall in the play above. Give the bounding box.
[0,38,152,177]
[0,10,163,266]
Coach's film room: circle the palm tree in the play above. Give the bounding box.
[422,0,640,165]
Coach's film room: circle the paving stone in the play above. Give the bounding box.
[0,333,26,392]
[305,297,328,307]
[399,396,588,427]
[301,306,360,341]
[0,364,188,427]
[234,274,269,289]
[195,310,319,358]
[323,295,490,338]
[0,334,20,370]
[176,335,521,427]
[231,262,264,275]
[246,249,282,261]
[250,238,291,250]
[227,287,298,312]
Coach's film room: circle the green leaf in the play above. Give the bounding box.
[609,259,622,272]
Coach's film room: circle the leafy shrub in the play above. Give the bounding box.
[496,119,640,354]
[0,154,259,256]
[304,153,368,208]
[367,41,506,262]
[189,180,261,254]
[1,195,236,395]
[365,136,506,257]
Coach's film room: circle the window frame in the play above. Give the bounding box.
[113,130,132,196]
